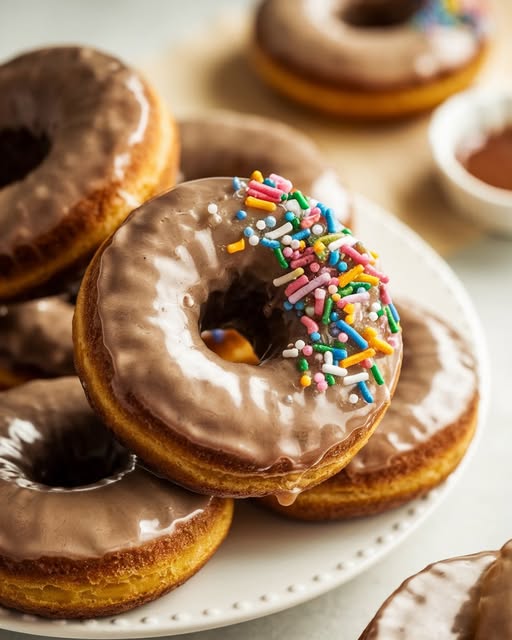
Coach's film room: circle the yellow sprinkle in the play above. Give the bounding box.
[245,196,276,212]
[251,170,264,183]
[300,374,312,388]
[346,314,355,325]
[341,348,376,368]
[227,238,245,254]
[338,265,364,288]
[299,240,306,250]
[344,303,355,313]
[355,273,379,286]
[313,240,326,256]
[331,293,341,303]
[371,251,379,259]
[363,327,394,355]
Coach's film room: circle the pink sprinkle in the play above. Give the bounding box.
[269,173,292,193]
[329,278,339,287]
[302,345,313,356]
[317,381,328,392]
[300,213,321,229]
[248,180,284,202]
[338,333,348,343]
[285,274,309,297]
[301,316,319,334]
[310,262,320,273]
[289,272,331,305]
[290,254,316,269]
[314,372,325,383]
[366,264,389,283]
[361,359,372,369]
[282,247,293,258]
[341,245,370,265]
[246,188,278,203]
[314,287,326,315]
[379,283,392,304]
[337,292,370,308]
[388,336,400,348]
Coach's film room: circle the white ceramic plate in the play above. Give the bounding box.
[0,197,489,639]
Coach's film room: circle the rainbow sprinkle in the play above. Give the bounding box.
[225,171,401,403]
[413,0,487,31]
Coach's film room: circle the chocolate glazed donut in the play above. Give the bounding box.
[0,378,233,618]
[179,111,352,226]
[74,175,402,502]
[0,46,179,301]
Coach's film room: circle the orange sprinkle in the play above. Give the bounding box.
[300,374,312,387]
[338,265,364,288]
[245,196,276,212]
[341,348,376,368]
[227,238,245,254]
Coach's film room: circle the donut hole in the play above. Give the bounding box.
[200,274,288,364]
[340,0,423,28]
[27,418,133,489]
[0,127,51,189]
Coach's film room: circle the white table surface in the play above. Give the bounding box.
[1,2,511,639]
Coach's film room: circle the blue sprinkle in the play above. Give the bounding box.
[294,301,305,310]
[316,202,327,213]
[358,381,374,404]
[284,211,295,222]
[335,320,368,349]
[333,348,347,361]
[310,332,321,342]
[236,209,247,220]
[232,176,241,191]
[211,329,225,343]
[291,228,311,241]
[283,301,293,311]
[356,287,366,294]
[265,215,277,228]
[263,178,276,187]
[329,250,340,266]
[243,227,254,237]
[389,302,400,323]
[330,312,339,322]
[325,208,338,233]
[260,238,280,249]
[337,261,348,272]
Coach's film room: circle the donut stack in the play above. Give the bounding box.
[0,43,479,621]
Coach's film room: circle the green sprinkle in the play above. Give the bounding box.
[289,190,309,209]
[325,373,336,386]
[338,285,353,297]
[280,193,287,201]
[273,247,288,269]
[322,297,333,325]
[371,363,384,385]
[385,306,399,333]
[377,308,384,317]
[313,344,333,353]
[342,227,353,235]
[334,340,347,349]
[349,281,371,291]
[318,233,343,245]
[298,358,309,372]
[290,216,301,230]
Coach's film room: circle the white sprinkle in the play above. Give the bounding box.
[208,213,222,227]
[207,202,218,214]
[285,199,302,215]
[371,302,381,312]
[290,240,301,250]
[328,285,338,295]
[315,354,323,362]
[249,235,260,246]
[369,311,378,322]
[305,305,315,317]
[283,348,299,358]
[323,350,333,365]
[265,221,293,239]
[273,268,304,287]
[312,224,324,236]
[282,235,293,245]
[322,364,347,377]
[295,340,306,350]
[349,394,359,404]
[256,219,266,230]
[343,372,369,386]
[329,235,359,251]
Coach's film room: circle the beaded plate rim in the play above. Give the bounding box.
[0,196,489,639]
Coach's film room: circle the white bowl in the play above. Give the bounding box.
[429,88,512,236]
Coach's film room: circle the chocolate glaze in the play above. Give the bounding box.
[179,112,350,223]
[0,297,74,377]
[345,303,476,475]
[0,378,212,560]
[95,177,401,474]
[460,127,512,191]
[255,0,488,89]
[362,541,512,639]
[0,46,153,255]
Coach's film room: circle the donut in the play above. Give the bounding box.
[252,0,490,119]
[0,377,233,619]
[0,46,179,302]
[360,539,511,638]
[179,111,352,226]
[0,296,75,389]
[74,171,402,502]
[260,302,479,519]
